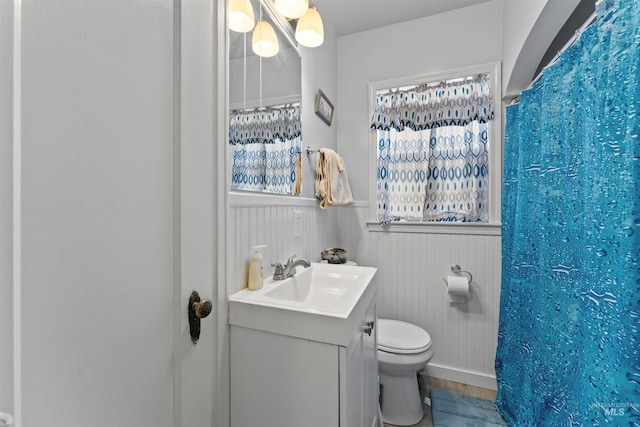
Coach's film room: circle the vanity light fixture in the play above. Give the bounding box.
[252,20,280,57]
[274,0,309,19]
[295,7,324,47]
[229,0,255,32]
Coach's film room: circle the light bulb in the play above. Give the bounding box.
[229,0,255,32]
[295,8,323,48]
[274,0,308,19]
[252,21,279,57]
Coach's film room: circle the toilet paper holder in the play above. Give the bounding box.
[443,264,473,285]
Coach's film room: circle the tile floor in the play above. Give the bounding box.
[383,374,497,427]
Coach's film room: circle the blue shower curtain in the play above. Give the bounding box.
[496,0,640,425]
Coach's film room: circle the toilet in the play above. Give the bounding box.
[378,319,434,426]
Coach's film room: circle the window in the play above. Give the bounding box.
[368,65,500,226]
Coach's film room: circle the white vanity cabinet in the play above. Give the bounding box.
[229,273,378,427]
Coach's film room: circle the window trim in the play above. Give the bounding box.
[367,62,502,229]
[366,220,501,236]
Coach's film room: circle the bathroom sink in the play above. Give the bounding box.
[229,262,377,346]
[265,263,357,308]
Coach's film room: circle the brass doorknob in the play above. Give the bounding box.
[188,291,212,344]
[192,298,212,319]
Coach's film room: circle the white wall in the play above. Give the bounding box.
[502,0,580,98]
[501,0,547,98]
[335,1,503,389]
[299,20,339,198]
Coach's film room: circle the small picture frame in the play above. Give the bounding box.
[314,89,334,126]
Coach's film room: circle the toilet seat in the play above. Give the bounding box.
[378,319,432,354]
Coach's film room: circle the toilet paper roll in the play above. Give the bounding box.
[446,275,469,303]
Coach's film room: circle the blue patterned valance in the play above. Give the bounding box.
[370,74,494,131]
[230,104,301,145]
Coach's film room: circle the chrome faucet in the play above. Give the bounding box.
[271,254,311,280]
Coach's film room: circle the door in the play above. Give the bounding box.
[1,1,220,426]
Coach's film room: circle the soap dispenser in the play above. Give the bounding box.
[247,245,266,290]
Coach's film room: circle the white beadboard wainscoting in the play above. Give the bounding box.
[227,192,339,295]
[227,195,502,389]
[337,206,502,390]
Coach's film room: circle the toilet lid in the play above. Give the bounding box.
[378,319,432,354]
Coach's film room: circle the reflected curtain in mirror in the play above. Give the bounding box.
[230,104,301,194]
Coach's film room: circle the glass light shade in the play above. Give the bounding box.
[295,8,324,47]
[229,0,255,32]
[274,0,308,19]
[252,21,279,57]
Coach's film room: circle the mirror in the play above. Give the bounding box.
[229,0,303,195]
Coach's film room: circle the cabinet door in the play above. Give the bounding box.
[363,301,379,427]
[342,332,365,426]
[340,299,378,427]
[231,326,340,427]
